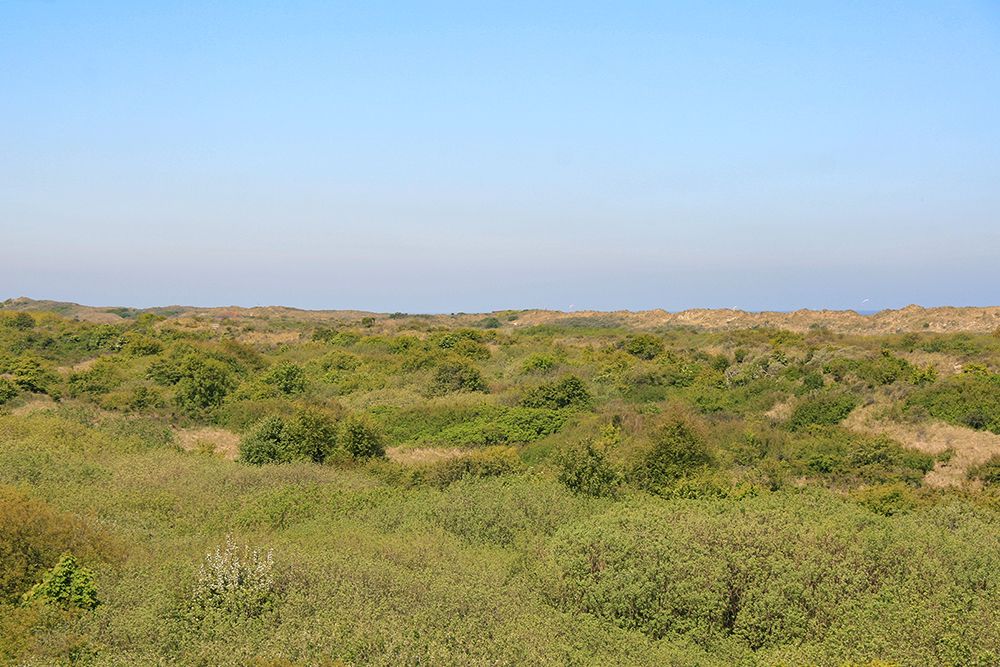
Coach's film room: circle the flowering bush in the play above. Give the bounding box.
[192,537,275,619]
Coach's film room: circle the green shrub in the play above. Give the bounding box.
[520,376,592,410]
[633,419,711,491]
[0,486,112,604]
[521,353,557,374]
[21,552,99,610]
[284,408,340,463]
[175,356,235,414]
[417,446,524,487]
[558,441,620,497]
[969,455,1000,486]
[261,362,306,395]
[238,416,297,465]
[623,334,665,360]
[437,407,567,446]
[787,391,857,430]
[339,416,385,459]
[0,378,17,405]
[67,360,125,398]
[121,332,163,356]
[431,361,488,394]
[3,312,35,330]
[3,357,56,394]
[906,372,1000,434]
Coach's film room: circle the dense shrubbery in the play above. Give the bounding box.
[544,495,1000,662]
[787,390,858,430]
[907,370,1000,433]
[430,360,488,394]
[520,375,592,409]
[5,305,1000,664]
[633,418,713,492]
[239,409,384,464]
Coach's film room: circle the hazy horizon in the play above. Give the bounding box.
[3,2,998,312]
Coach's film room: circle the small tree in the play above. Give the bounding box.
[21,553,99,610]
[174,356,234,414]
[261,362,306,395]
[623,334,665,360]
[340,416,385,459]
[521,376,592,410]
[286,408,339,463]
[431,361,488,394]
[635,419,712,491]
[559,441,620,497]
[239,417,294,465]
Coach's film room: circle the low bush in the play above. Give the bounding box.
[558,441,620,497]
[787,391,857,430]
[430,361,488,395]
[521,376,592,410]
[21,552,99,610]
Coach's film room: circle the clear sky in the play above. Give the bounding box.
[2,1,998,313]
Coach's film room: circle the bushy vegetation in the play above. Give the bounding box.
[3,302,1000,664]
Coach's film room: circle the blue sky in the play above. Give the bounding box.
[2,1,998,312]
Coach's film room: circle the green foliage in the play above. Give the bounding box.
[823,351,916,387]
[431,361,488,394]
[285,408,340,463]
[414,446,524,488]
[3,356,57,394]
[261,362,307,395]
[3,312,36,330]
[969,455,1000,485]
[0,378,17,405]
[238,416,299,465]
[558,441,620,497]
[907,371,1000,433]
[622,333,665,360]
[787,390,857,430]
[339,416,385,459]
[520,375,592,409]
[21,553,99,610]
[544,495,1000,661]
[437,407,567,446]
[175,356,235,414]
[633,418,712,491]
[521,353,557,374]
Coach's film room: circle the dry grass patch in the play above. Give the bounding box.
[175,427,241,460]
[845,402,1000,488]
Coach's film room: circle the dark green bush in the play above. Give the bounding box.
[623,334,665,360]
[437,407,567,446]
[520,376,591,410]
[174,356,234,414]
[906,372,1000,434]
[261,362,306,395]
[431,361,488,394]
[633,419,712,491]
[558,441,620,497]
[339,416,385,459]
[0,378,17,405]
[521,353,557,374]
[787,391,857,430]
[238,416,298,465]
[969,455,1000,485]
[284,408,340,463]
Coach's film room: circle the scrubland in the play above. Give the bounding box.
[2,302,1000,666]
